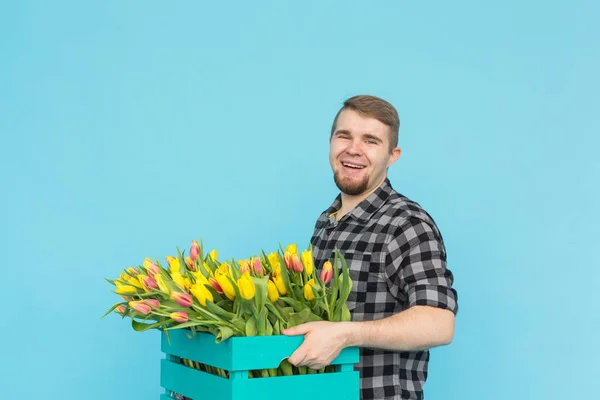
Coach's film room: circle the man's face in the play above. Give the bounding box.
[329,109,401,196]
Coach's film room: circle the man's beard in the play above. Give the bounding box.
[333,169,369,196]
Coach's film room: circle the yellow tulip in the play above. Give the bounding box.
[171,271,187,290]
[115,282,138,294]
[303,278,316,301]
[216,262,230,277]
[272,272,287,295]
[191,283,214,306]
[216,273,236,300]
[209,249,218,261]
[166,256,181,274]
[267,252,281,272]
[267,280,279,302]
[285,244,298,256]
[155,273,170,294]
[238,274,255,300]
[301,249,314,276]
[193,270,210,286]
[202,262,213,277]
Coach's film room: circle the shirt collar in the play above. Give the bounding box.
[322,178,395,225]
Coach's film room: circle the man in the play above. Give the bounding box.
[282,95,458,399]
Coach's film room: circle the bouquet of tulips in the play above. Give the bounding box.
[103,239,352,378]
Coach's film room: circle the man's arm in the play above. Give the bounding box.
[282,305,454,369]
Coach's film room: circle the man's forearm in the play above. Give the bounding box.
[344,305,455,352]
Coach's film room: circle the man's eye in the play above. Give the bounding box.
[366,140,377,145]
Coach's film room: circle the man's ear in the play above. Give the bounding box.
[388,147,402,167]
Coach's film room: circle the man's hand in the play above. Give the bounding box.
[282,321,353,370]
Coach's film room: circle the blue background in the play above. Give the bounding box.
[1,1,598,399]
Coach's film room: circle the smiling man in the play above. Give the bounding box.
[282,95,459,400]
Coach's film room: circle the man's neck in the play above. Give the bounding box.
[335,177,386,221]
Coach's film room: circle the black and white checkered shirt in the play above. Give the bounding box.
[311,178,458,400]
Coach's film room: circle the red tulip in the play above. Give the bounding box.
[129,301,151,315]
[143,299,160,309]
[171,291,193,308]
[209,277,224,295]
[170,311,189,323]
[190,240,201,261]
[320,261,333,284]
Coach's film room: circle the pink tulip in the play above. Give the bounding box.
[115,305,127,315]
[209,277,224,294]
[129,301,151,315]
[144,299,160,309]
[171,291,193,308]
[170,311,189,323]
[319,261,333,284]
[291,254,303,273]
[239,261,250,275]
[190,240,200,261]
[253,258,264,275]
[143,275,158,290]
[143,259,160,276]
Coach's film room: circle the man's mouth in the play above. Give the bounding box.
[341,161,366,170]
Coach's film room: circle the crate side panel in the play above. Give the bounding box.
[230,335,359,370]
[160,358,232,399]
[161,330,233,370]
[235,371,360,400]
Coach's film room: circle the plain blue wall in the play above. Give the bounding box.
[1,1,598,399]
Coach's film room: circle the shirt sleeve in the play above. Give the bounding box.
[384,217,458,315]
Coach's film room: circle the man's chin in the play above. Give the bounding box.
[334,174,369,196]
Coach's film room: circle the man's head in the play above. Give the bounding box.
[329,95,402,196]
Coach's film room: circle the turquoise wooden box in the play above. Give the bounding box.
[160,330,360,400]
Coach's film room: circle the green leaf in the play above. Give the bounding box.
[132,319,169,332]
[205,300,236,320]
[257,307,268,335]
[245,315,258,336]
[252,276,269,312]
[105,277,117,286]
[100,302,125,318]
[215,326,235,343]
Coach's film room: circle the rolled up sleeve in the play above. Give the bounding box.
[385,217,458,315]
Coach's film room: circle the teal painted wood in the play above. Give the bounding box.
[161,359,232,399]
[232,371,360,400]
[160,330,360,400]
[161,330,359,370]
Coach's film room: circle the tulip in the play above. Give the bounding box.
[115,282,138,294]
[209,249,218,262]
[303,279,316,301]
[209,277,224,294]
[143,258,160,277]
[129,300,151,315]
[171,291,193,308]
[291,254,303,273]
[267,252,281,273]
[190,240,201,261]
[301,249,314,276]
[143,299,160,309]
[185,256,195,271]
[284,252,293,271]
[320,261,333,284]
[202,262,213,277]
[155,273,170,294]
[191,283,214,306]
[272,272,287,295]
[267,280,279,302]
[115,304,127,315]
[127,267,139,275]
[238,274,255,300]
[239,260,251,275]
[252,257,264,275]
[216,273,236,300]
[142,275,158,290]
[170,311,189,323]
[285,244,298,256]
[171,271,187,290]
[166,256,180,274]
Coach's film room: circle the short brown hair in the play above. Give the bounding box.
[330,95,400,152]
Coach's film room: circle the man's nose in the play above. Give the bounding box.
[346,139,363,155]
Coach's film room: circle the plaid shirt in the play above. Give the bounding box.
[310,178,458,400]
